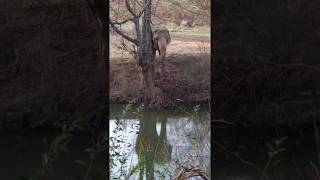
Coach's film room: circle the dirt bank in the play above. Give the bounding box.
[110,54,210,106]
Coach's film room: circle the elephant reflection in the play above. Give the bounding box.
[135,113,172,180]
[151,25,171,62]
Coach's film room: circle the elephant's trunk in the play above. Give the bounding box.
[158,38,167,62]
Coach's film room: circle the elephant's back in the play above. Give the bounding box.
[151,25,169,33]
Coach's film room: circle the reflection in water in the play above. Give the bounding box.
[135,115,172,179]
[109,106,210,180]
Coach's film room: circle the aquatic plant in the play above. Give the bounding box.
[109,101,137,179]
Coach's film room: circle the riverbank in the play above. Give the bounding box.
[110,54,210,106]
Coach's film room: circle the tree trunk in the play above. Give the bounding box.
[138,0,160,107]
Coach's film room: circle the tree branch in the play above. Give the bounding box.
[125,0,137,17]
[112,18,133,25]
[109,20,139,45]
[137,0,152,17]
[167,0,210,22]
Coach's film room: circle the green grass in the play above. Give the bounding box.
[117,21,210,36]
[168,25,210,36]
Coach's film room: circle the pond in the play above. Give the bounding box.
[109,103,211,179]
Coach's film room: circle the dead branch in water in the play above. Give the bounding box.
[173,165,209,180]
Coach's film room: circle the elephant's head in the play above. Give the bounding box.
[151,25,171,61]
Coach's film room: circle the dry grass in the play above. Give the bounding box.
[110,53,210,106]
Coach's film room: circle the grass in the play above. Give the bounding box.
[112,21,210,35]
[110,26,210,59]
[168,25,210,36]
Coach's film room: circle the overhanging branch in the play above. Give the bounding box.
[125,0,137,17]
[167,0,210,22]
[137,0,152,17]
[109,20,139,45]
[113,18,134,25]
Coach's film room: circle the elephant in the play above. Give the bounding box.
[151,25,171,62]
[130,23,171,61]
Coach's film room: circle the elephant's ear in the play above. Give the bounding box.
[153,30,159,39]
[152,34,158,49]
[153,31,159,41]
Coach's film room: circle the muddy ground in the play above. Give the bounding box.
[109,32,211,106]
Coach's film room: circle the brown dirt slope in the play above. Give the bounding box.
[110,54,210,106]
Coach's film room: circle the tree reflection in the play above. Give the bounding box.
[135,112,172,180]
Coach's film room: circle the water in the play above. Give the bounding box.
[0,103,210,180]
[2,103,317,180]
[109,103,211,179]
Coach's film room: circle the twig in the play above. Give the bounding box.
[137,0,152,17]
[310,161,320,179]
[214,141,271,180]
[125,0,137,17]
[173,165,209,180]
[292,157,305,180]
[109,20,139,45]
[258,60,320,73]
[213,119,234,125]
[112,18,134,25]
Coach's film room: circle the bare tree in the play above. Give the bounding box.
[110,0,162,107]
